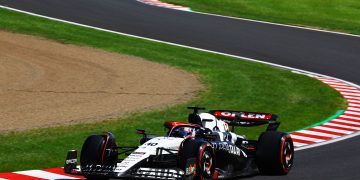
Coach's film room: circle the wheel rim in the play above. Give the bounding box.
[283,141,293,168]
[201,150,213,177]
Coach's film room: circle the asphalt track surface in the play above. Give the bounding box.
[0,0,359,179]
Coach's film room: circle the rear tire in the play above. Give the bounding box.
[256,131,294,175]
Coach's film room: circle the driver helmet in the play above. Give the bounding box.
[171,127,195,138]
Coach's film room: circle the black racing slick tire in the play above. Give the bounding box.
[198,145,216,180]
[80,133,118,180]
[80,135,105,166]
[256,131,294,175]
[178,139,216,180]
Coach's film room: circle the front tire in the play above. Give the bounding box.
[80,135,105,166]
[256,131,294,175]
[178,139,216,180]
[198,145,216,179]
[80,133,117,180]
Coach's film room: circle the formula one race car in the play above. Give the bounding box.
[64,107,294,179]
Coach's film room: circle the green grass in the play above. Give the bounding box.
[0,8,346,171]
[162,0,360,35]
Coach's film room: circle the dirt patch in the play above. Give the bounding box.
[0,31,203,132]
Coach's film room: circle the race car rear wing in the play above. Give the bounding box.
[208,110,280,131]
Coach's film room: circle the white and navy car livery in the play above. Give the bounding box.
[64,107,294,179]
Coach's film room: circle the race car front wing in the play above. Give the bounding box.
[64,147,185,179]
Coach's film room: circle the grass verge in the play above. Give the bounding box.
[0,8,346,171]
[162,0,360,35]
